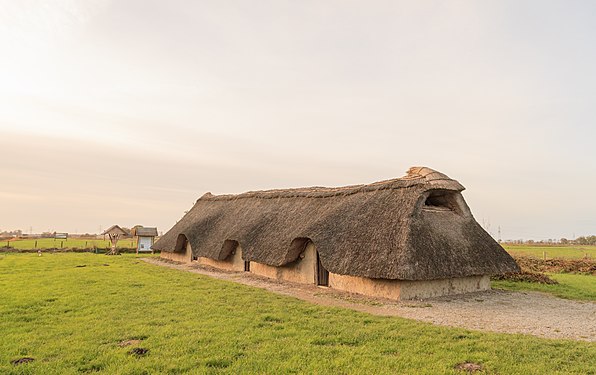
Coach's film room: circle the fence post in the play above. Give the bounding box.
[543,251,546,260]
[35,240,38,248]
[61,241,64,249]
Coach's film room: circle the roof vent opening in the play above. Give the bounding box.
[423,190,461,213]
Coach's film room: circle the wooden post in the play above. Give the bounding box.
[61,241,64,249]
[543,251,546,260]
[107,233,120,255]
[35,240,38,248]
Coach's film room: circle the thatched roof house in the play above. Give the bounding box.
[134,227,158,237]
[155,167,518,299]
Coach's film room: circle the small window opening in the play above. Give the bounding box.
[221,239,239,260]
[288,238,311,263]
[423,190,460,213]
[244,260,250,272]
[174,234,189,253]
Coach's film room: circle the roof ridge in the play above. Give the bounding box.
[198,167,457,202]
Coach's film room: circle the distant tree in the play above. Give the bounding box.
[560,238,569,244]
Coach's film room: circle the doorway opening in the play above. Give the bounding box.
[316,251,329,286]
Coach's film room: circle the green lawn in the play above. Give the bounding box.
[2,238,137,250]
[502,244,596,259]
[498,244,596,301]
[492,273,596,301]
[0,254,594,374]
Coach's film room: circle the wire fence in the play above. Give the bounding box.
[2,238,138,250]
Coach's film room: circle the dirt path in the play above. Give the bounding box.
[143,258,596,342]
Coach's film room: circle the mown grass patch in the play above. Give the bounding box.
[0,253,594,374]
[492,273,596,301]
[503,245,596,260]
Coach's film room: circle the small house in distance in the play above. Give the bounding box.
[153,167,519,300]
[132,226,158,254]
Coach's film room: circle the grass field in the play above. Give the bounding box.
[498,245,596,300]
[502,244,596,259]
[2,238,137,250]
[492,273,596,301]
[0,253,594,374]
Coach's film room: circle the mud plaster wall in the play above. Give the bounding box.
[399,275,490,300]
[329,273,490,300]
[198,246,245,272]
[160,242,192,263]
[250,243,316,284]
[160,241,491,300]
[328,273,402,299]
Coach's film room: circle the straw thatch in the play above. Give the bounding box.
[134,227,158,237]
[153,167,519,280]
[101,225,128,236]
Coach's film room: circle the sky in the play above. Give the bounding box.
[0,0,594,240]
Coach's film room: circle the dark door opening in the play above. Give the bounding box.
[244,260,250,272]
[316,251,329,286]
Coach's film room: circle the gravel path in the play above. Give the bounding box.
[143,258,596,342]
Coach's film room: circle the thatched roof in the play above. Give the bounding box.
[153,167,519,280]
[101,225,128,236]
[135,227,158,237]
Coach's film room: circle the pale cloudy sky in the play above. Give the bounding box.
[0,0,594,239]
